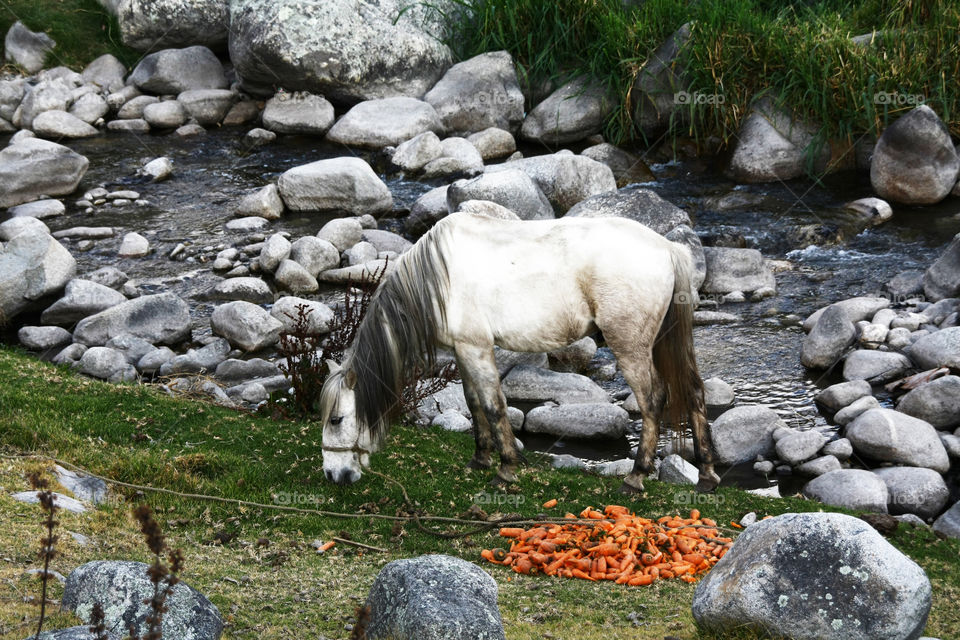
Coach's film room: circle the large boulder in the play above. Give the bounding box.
[446,170,553,221]
[486,152,615,213]
[803,468,889,512]
[210,300,281,352]
[521,77,612,145]
[897,375,960,429]
[846,408,950,473]
[691,512,931,640]
[871,105,960,205]
[709,405,785,465]
[423,50,524,135]
[62,560,223,640]
[32,110,99,139]
[0,232,75,324]
[933,502,960,540]
[278,157,393,213]
[73,293,191,346]
[261,92,335,135]
[0,138,89,208]
[801,304,857,369]
[326,97,444,148]
[17,78,72,130]
[365,554,504,640]
[524,403,629,439]
[803,297,891,333]
[580,143,655,187]
[81,53,127,92]
[41,278,127,325]
[4,21,55,74]
[501,365,608,405]
[923,232,960,301]
[842,349,912,384]
[128,46,228,94]
[701,247,775,295]
[873,466,949,520]
[104,0,228,51]
[177,89,235,125]
[814,379,873,413]
[908,326,960,370]
[565,186,690,234]
[631,23,691,139]
[391,131,443,172]
[229,0,454,102]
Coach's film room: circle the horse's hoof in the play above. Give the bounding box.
[489,472,517,487]
[696,471,721,493]
[618,481,645,496]
[466,457,492,470]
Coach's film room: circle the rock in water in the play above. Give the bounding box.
[0,138,89,208]
[229,0,453,102]
[0,232,76,324]
[801,304,856,369]
[923,232,960,301]
[446,170,553,221]
[365,554,505,640]
[261,92,335,135]
[128,46,228,94]
[871,105,960,205]
[486,152,615,213]
[691,512,931,640]
[62,560,223,640]
[701,247,776,294]
[326,97,444,148]
[524,403,629,439]
[423,51,524,135]
[709,405,785,465]
[278,157,393,213]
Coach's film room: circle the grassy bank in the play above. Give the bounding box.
[0,0,139,71]
[1,345,959,639]
[449,0,960,146]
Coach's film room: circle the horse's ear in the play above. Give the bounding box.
[344,368,357,390]
[326,359,341,374]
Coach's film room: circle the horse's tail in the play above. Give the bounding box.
[652,244,714,466]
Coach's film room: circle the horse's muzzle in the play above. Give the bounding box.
[325,468,361,485]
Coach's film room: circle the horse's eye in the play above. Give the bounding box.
[330,416,343,426]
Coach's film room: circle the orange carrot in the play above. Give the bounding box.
[499,527,524,538]
[542,498,558,509]
[318,540,336,553]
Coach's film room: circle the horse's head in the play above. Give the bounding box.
[319,361,372,485]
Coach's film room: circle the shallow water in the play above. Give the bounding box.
[5,128,960,485]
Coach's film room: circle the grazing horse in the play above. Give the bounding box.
[319,212,720,493]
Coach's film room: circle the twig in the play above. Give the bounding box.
[331,537,387,553]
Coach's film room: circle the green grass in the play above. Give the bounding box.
[0,0,140,71]
[447,0,960,148]
[1,344,958,639]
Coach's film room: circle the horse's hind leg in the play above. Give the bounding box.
[459,375,494,469]
[616,353,665,495]
[453,342,523,485]
[690,397,721,492]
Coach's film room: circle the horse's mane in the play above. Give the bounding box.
[341,222,452,445]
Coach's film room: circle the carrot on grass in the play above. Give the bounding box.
[542,498,558,509]
[318,541,335,553]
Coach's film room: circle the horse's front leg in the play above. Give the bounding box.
[454,342,523,485]
[459,375,494,470]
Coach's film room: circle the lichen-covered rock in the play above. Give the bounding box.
[0,138,89,208]
[0,232,76,324]
[128,46,227,94]
[73,293,191,346]
[501,365,608,405]
[104,0,228,51]
[525,403,629,439]
[486,152,615,213]
[62,560,223,640]
[364,554,504,640]
[692,512,931,640]
[326,97,444,148]
[846,408,950,473]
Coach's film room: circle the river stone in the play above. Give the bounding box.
[270,296,334,335]
[0,232,76,324]
[229,0,453,102]
[0,216,49,241]
[521,77,611,145]
[525,403,628,439]
[237,184,284,220]
[62,560,223,640]
[873,467,949,520]
[133,346,170,374]
[632,23,691,138]
[73,293,190,346]
[580,143,655,187]
[160,338,231,376]
[775,430,826,465]
[933,502,960,539]
[225,216,269,232]
[317,217,364,252]
[116,95,158,120]
[18,78,73,130]
[18,325,72,351]
[361,229,412,255]
[430,409,472,433]
[487,152,616,213]
[142,100,187,129]
[415,381,470,424]
[258,233,291,273]
[81,53,125,92]
[0,138,89,208]
[141,156,173,181]
[208,276,272,304]
[78,346,132,381]
[815,379,872,413]
[923,233,960,301]
[501,365,608,405]
[908,327,960,370]
[0,78,25,123]
[447,170,553,221]
[117,232,149,257]
[834,395,880,426]
[288,236,339,277]
[12,491,86,514]
[701,247,775,294]
[103,0,227,50]
[803,297,893,332]
[326,97,444,148]
[107,118,150,133]
[467,127,517,161]
[128,46,227,94]
[692,512,930,639]
[422,136,484,178]
[897,375,960,429]
[52,226,114,240]
[319,259,396,284]
[842,350,912,384]
[847,408,950,473]
[822,437,853,461]
[278,157,393,214]
[871,105,960,205]
[710,405,785,465]
[222,99,259,126]
[803,468,889,513]
[8,199,65,220]
[210,300,281,352]
[31,110,98,138]
[405,185,450,236]
[177,89,234,126]
[84,266,128,290]
[796,454,841,476]
[565,185,688,232]
[658,453,698,484]
[214,358,281,383]
[69,93,109,125]
[4,21,55,74]
[261,92,335,135]
[727,98,829,183]
[704,377,735,410]
[365,554,504,640]
[104,334,156,365]
[274,259,318,293]
[801,304,857,369]
[391,131,443,172]
[546,337,597,373]
[344,241,378,266]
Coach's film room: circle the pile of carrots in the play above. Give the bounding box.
[480,504,734,586]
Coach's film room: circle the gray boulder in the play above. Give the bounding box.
[142,100,187,128]
[18,78,72,130]
[18,325,72,351]
[521,77,611,145]
[581,143,655,187]
[391,131,443,172]
[41,279,126,325]
[73,293,191,346]
[525,403,629,439]
[704,377,735,411]
[431,409,472,432]
[214,358,281,383]
[815,379,872,413]
[692,512,931,640]
[105,0,228,51]
[833,395,880,426]
[79,346,136,381]
[326,97,444,148]
[803,468,889,512]
[796,454,842,476]
[143,156,172,180]
[447,170,553,221]
[116,95,158,119]
[128,46,228,94]
[933,502,960,540]
[565,186,690,233]
[62,560,223,640]
[236,184,284,220]
[81,53,126,92]
[159,338,231,376]
[421,137,483,177]
[702,247,775,295]
[631,23,691,138]
[32,110,98,139]
[104,334,156,365]
[208,277,273,304]
[501,365,608,405]
[846,408,950,473]
[270,296,334,334]
[4,21,55,74]
[467,127,516,161]
[486,152,616,213]
[801,304,856,369]
[118,232,150,257]
[229,0,454,103]
[177,89,235,126]
[365,554,504,640]
[0,232,75,324]
[405,185,450,236]
[415,381,470,425]
[278,157,393,214]
[898,375,960,429]
[261,92,335,135]
[317,217,363,252]
[289,236,340,276]
[423,50,524,135]
[803,297,892,332]
[658,453,698,484]
[775,429,826,465]
[873,467,949,520]
[210,301,281,351]
[923,233,960,301]
[908,327,960,370]
[362,229,412,255]
[9,199,66,220]
[0,216,49,241]
[0,78,25,123]
[69,93,109,124]
[274,259,318,293]
[842,349,912,384]
[871,105,960,205]
[709,405,785,465]
[0,138,89,208]
[258,233,291,273]
[822,438,853,461]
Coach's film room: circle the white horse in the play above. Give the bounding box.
[319,212,720,493]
